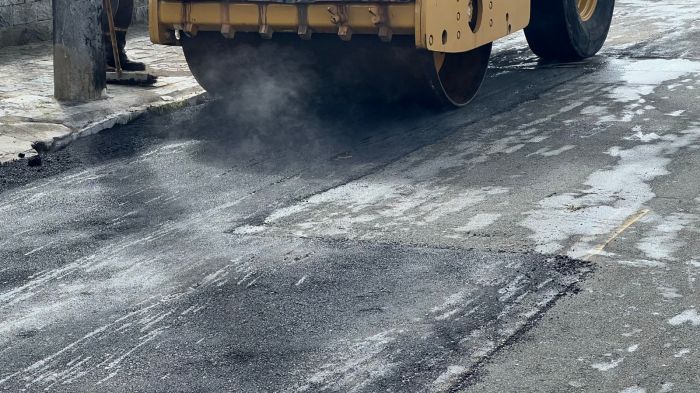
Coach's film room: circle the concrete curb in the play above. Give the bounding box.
[0,28,204,166]
[5,90,208,165]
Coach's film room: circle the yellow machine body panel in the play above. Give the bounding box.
[421,0,530,52]
[149,0,530,53]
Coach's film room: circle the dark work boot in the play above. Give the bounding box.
[105,31,146,72]
[117,31,146,71]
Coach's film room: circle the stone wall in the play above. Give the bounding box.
[133,0,148,26]
[0,0,148,47]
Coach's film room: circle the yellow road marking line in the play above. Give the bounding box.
[582,208,650,262]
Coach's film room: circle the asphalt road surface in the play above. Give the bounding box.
[1,1,699,392]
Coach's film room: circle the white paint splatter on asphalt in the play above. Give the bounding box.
[668,309,700,326]
[523,126,700,257]
[620,386,646,393]
[431,365,468,392]
[591,357,624,371]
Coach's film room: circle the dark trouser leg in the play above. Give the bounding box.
[113,0,133,30]
[103,0,145,71]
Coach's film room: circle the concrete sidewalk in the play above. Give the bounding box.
[0,29,204,163]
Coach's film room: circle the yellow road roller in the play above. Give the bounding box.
[149,0,614,107]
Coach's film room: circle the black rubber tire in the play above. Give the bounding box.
[525,0,615,61]
[181,32,268,97]
[428,44,492,108]
[181,33,229,95]
[181,32,488,108]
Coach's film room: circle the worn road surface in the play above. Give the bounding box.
[1,1,699,392]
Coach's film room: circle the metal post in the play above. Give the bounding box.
[53,0,106,102]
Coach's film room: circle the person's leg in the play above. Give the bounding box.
[113,0,133,30]
[103,0,146,71]
[114,0,146,71]
[101,0,120,36]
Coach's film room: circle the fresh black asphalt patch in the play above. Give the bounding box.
[0,234,591,392]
